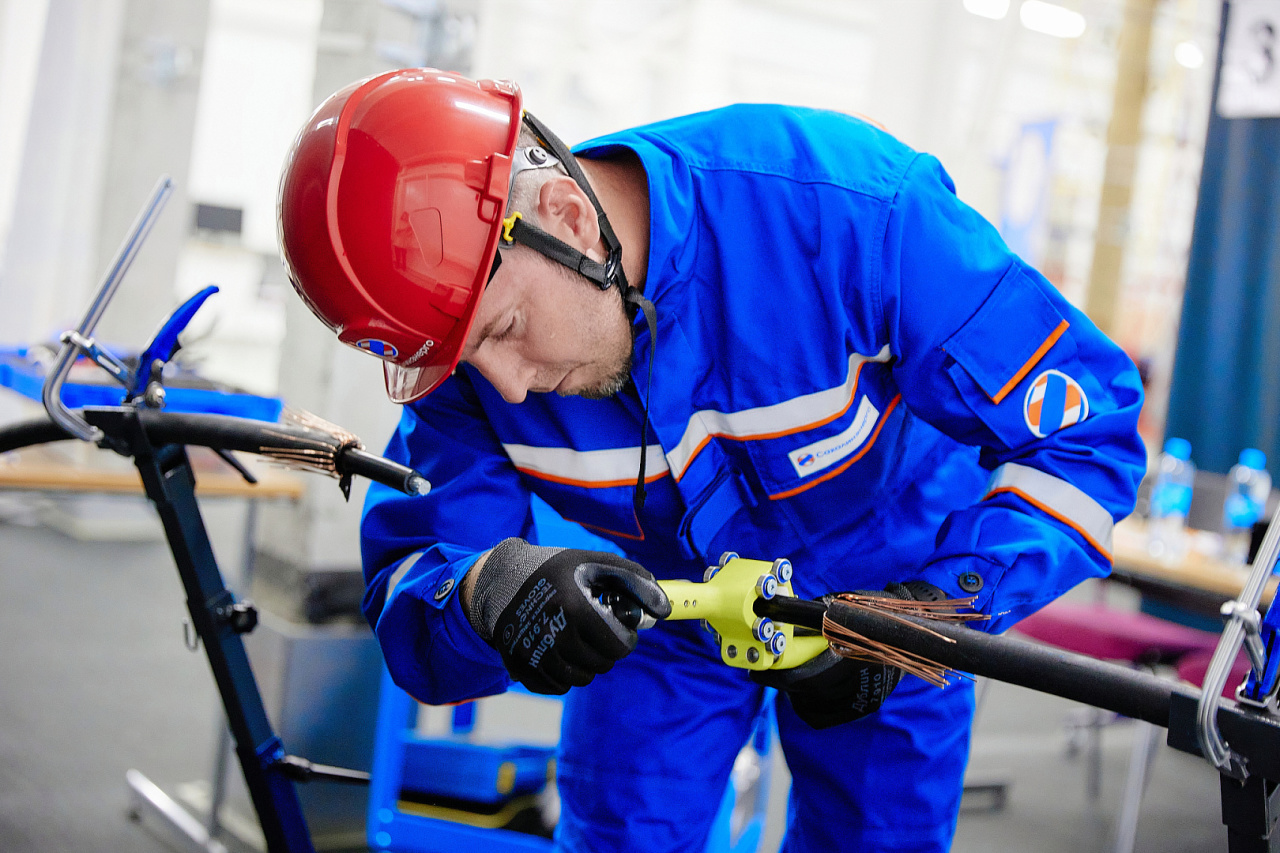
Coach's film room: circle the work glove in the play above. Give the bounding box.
[465,538,671,695]
[752,581,946,729]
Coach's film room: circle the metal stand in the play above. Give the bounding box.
[127,499,261,851]
[105,408,317,853]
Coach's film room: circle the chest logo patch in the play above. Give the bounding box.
[1024,369,1088,438]
[788,396,879,478]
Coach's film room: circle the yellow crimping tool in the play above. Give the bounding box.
[606,552,829,672]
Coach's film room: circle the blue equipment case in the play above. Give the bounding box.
[365,667,775,853]
[0,347,282,422]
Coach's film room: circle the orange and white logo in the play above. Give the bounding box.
[1024,369,1088,438]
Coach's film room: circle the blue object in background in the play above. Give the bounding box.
[999,119,1057,267]
[0,346,282,422]
[365,664,775,853]
[1166,2,1280,479]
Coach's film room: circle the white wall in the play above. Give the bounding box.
[0,0,52,278]
[173,0,323,398]
[0,0,125,348]
[187,0,323,254]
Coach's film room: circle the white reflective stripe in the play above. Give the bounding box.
[984,462,1114,557]
[387,550,426,596]
[503,442,670,486]
[667,346,892,479]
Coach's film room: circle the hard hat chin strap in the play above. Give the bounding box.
[506,111,658,519]
[502,111,628,294]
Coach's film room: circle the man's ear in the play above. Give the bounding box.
[537,176,601,254]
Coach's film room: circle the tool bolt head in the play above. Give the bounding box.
[143,382,166,408]
[746,647,761,664]
[756,574,778,600]
[772,558,793,584]
[768,633,787,656]
[752,617,776,642]
[726,645,738,659]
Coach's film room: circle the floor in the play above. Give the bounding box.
[0,512,1235,853]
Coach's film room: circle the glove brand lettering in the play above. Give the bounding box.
[504,577,559,654]
[515,577,555,624]
[851,667,885,714]
[528,607,567,668]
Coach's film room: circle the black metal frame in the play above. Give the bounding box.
[762,595,1280,851]
[108,407,316,852]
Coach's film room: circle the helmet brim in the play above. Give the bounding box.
[384,360,454,404]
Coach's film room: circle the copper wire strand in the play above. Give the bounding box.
[820,594,988,688]
[259,449,339,477]
[255,408,368,480]
[282,406,363,451]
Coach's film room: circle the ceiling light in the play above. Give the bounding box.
[1019,0,1086,38]
[964,0,1011,20]
[1174,40,1205,69]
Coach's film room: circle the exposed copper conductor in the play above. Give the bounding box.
[822,593,987,688]
[256,407,364,479]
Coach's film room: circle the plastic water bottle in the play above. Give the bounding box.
[1222,448,1271,565]
[1148,437,1195,561]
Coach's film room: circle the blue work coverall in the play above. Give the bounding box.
[361,104,1147,853]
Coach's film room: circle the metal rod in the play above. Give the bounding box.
[42,176,174,442]
[1199,500,1280,778]
[127,769,229,853]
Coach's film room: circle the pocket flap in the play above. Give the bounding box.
[943,267,1068,404]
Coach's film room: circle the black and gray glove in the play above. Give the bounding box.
[466,538,671,695]
[752,581,945,729]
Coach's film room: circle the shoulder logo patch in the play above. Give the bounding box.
[1024,369,1088,438]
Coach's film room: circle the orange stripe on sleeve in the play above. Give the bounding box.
[991,319,1069,404]
[985,485,1113,563]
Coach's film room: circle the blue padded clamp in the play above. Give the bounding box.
[128,284,219,400]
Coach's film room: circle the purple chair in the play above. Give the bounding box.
[1012,599,1221,853]
[1175,647,1253,700]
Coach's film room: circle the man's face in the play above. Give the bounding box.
[459,247,633,404]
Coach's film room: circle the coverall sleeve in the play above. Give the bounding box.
[361,370,534,704]
[879,154,1147,632]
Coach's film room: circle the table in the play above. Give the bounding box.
[1110,518,1276,614]
[0,446,304,501]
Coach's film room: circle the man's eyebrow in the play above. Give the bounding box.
[461,314,503,362]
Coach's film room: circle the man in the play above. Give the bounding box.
[278,69,1145,852]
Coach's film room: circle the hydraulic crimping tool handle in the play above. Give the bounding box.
[603,553,829,671]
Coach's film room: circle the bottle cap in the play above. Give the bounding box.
[1163,437,1192,461]
[1240,448,1267,470]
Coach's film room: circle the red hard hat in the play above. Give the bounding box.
[278,69,522,402]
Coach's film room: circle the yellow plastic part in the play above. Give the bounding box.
[501,211,522,243]
[658,556,828,672]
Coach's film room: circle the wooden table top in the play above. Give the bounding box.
[0,446,305,500]
[1111,518,1276,605]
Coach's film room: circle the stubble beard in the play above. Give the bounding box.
[571,347,634,400]
[560,291,636,400]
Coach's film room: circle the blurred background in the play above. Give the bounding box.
[0,1,1274,852]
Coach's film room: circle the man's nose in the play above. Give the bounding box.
[470,350,533,404]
